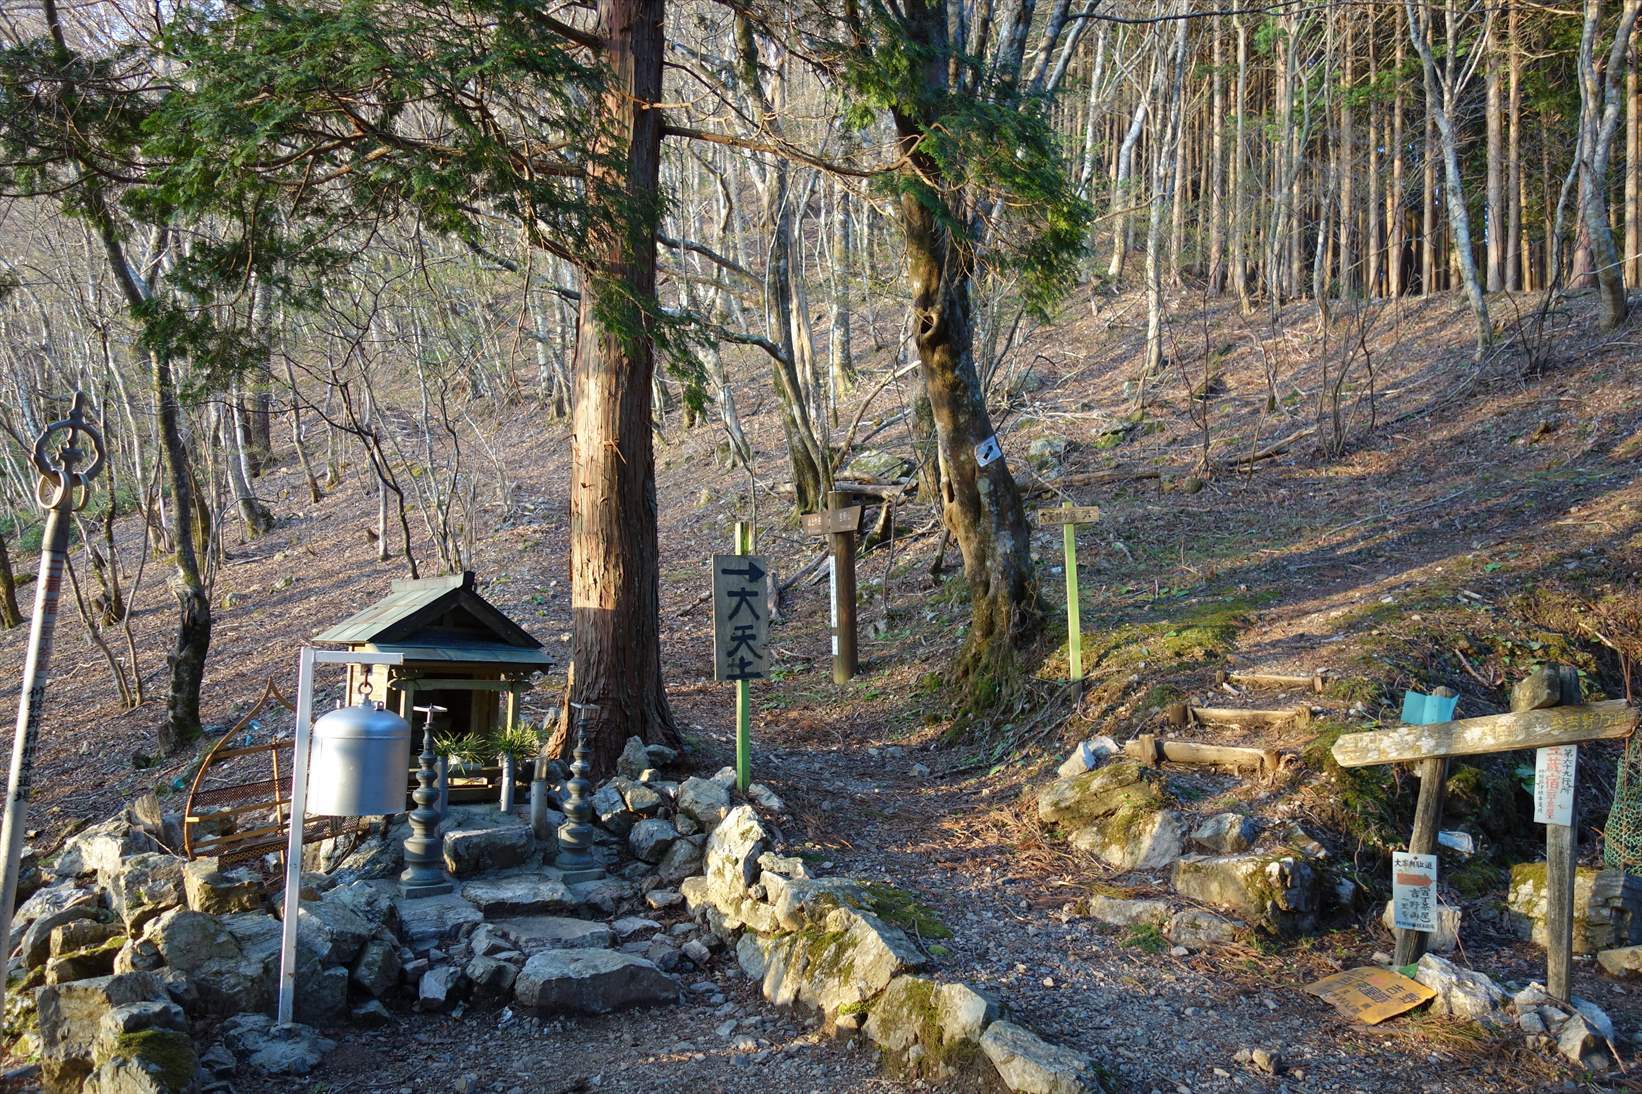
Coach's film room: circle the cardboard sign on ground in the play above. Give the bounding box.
[1306,967,1436,1025]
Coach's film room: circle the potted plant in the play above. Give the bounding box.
[433,729,486,815]
[492,723,544,813]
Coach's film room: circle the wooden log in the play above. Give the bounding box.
[1218,670,1328,694]
[1330,700,1636,768]
[1125,733,1159,767]
[1164,702,1191,728]
[1124,735,1282,774]
[1392,755,1450,966]
[1190,705,1312,728]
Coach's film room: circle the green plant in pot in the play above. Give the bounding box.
[491,723,544,812]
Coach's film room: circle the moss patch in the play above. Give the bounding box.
[1122,923,1167,953]
[1301,720,1411,853]
[860,882,952,941]
[106,1029,197,1090]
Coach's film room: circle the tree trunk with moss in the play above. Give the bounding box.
[890,5,1039,695]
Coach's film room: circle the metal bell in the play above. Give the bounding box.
[306,697,412,817]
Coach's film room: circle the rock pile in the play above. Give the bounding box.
[679,803,1101,1091]
[1038,743,1330,946]
[7,737,1098,1094]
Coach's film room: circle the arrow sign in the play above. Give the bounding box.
[712,553,770,683]
[717,557,766,584]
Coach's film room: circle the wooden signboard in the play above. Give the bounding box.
[1036,504,1102,526]
[712,554,770,683]
[801,506,863,536]
[1329,700,1636,768]
[1534,745,1577,826]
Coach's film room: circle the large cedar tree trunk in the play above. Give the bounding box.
[555,0,679,776]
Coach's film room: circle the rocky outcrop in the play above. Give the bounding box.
[1037,761,1181,871]
[979,1020,1098,1094]
[757,903,926,1019]
[1171,850,1318,936]
[105,855,186,933]
[442,814,536,876]
[1414,953,1506,1020]
[1507,865,1642,954]
[863,975,998,1078]
[36,972,172,1090]
[512,949,678,1013]
[181,858,263,915]
[217,1014,335,1076]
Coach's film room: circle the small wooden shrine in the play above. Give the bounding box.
[313,571,551,735]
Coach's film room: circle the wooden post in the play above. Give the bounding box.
[734,521,753,792]
[1393,686,1457,968]
[827,490,859,684]
[1062,501,1082,683]
[1519,662,1580,1004]
[1547,794,1578,1003]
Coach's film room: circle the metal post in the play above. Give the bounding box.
[828,490,858,684]
[735,522,753,792]
[276,648,317,1027]
[0,395,103,1011]
[278,648,402,1027]
[1062,501,1082,683]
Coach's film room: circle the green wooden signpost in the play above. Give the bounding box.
[1037,502,1101,682]
[713,521,766,792]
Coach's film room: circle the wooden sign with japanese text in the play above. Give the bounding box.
[801,506,863,537]
[1306,967,1436,1025]
[712,555,770,683]
[1036,505,1102,526]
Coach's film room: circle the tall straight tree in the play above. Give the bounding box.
[1572,0,1640,329]
[566,0,678,766]
[144,0,684,771]
[1404,0,1493,357]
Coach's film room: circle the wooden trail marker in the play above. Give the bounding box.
[1328,699,1634,768]
[1125,733,1283,776]
[804,492,862,684]
[1039,502,1100,682]
[1378,687,1457,968]
[712,522,767,792]
[1333,672,1637,998]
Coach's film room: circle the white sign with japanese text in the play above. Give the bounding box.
[1392,852,1438,933]
[1534,745,1577,827]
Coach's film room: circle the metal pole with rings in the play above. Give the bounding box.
[0,393,105,1008]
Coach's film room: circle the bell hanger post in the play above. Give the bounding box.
[277,646,404,1027]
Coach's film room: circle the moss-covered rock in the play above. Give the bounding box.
[863,975,998,1079]
[1039,762,1181,872]
[44,935,127,985]
[96,1029,196,1091]
[758,904,925,1020]
[1172,850,1319,936]
[1507,864,1642,953]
